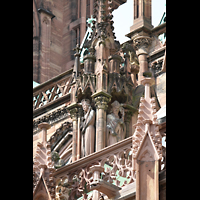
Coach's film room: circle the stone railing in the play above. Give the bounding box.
[33,69,73,118]
[53,136,134,200]
[53,133,166,199]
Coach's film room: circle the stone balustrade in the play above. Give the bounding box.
[33,69,73,117]
[53,136,134,199]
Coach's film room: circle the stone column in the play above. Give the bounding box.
[77,107,83,160]
[133,36,151,85]
[143,78,151,99]
[38,122,51,177]
[68,107,78,162]
[94,95,111,151]
[38,122,51,146]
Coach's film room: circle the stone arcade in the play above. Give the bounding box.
[33,0,166,199]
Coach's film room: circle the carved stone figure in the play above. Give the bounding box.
[106,100,126,146]
[80,99,95,157]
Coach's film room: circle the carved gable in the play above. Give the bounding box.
[33,176,51,200]
[137,133,159,161]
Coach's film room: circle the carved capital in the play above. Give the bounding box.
[133,36,152,55]
[94,96,110,110]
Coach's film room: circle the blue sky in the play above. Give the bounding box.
[113,0,166,43]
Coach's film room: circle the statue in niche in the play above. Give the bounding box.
[80,99,95,157]
[106,100,126,146]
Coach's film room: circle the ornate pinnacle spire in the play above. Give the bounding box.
[92,0,116,40]
[132,76,162,164]
[132,75,162,200]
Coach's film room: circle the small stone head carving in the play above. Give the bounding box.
[81,99,90,112]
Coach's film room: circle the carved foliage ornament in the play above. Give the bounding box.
[133,37,152,50]
[94,96,111,110]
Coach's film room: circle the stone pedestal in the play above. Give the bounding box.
[93,94,111,151]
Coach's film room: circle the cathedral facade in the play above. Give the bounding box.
[33,0,166,199]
